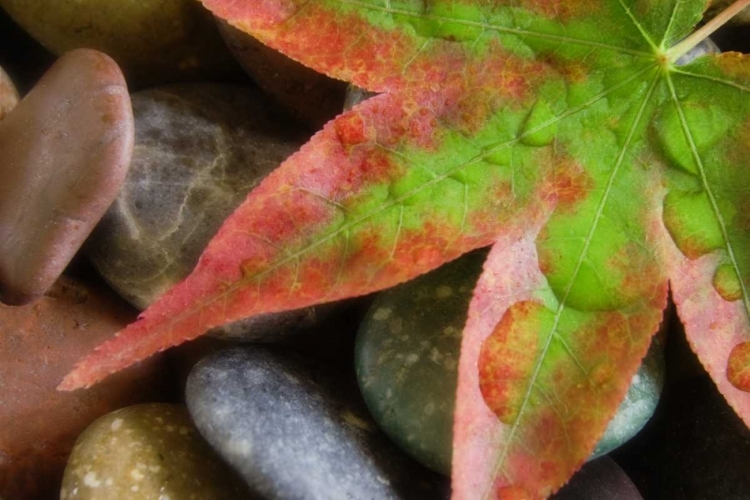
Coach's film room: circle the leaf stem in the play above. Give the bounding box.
[667,0,750,61]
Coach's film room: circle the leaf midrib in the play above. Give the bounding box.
[334,0,655,57]
[117,61,658,359]
[483,66,662,498]
[665,72,750,324]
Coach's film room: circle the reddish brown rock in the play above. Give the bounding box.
[0,66,19,120]
[217,20,346,130]
[0,274,172,500]
[0,49,133,305]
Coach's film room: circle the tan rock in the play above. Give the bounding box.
[0,275,171,500]
[0,66,18,120]
[61,404,252,500]
[0,0,242,89]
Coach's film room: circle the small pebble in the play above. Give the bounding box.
[61,403,251,500]
[0,275,169,500]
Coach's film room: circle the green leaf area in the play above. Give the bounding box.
[63,0,750,498]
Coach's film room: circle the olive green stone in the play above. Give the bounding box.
[355,251,485,475]
[355,251,665,475]
[61,403,251,500]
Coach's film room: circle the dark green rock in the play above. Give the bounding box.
[355,251,484,475]
[356,251,664,475]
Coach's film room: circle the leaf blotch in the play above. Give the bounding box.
[663,189,724,259]
[713,263,742,302]
[479,301,548,425]
[728,342,750,392]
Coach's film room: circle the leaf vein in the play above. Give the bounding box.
[666,73,750,322]
[485,68,661,499]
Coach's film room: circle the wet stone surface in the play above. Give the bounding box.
[186,347,448,500]
[61,403,251,500]
[84,84,330,341]
[356,251,664,475]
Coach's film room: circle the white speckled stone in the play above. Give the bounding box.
[60,404,251,500]
[356,251,664,474]
[186,347,448,500]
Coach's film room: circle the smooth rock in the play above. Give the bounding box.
[0,49,133,305]
[217,20,347,130]
[0,0,242,89]
[0,275,170,500]
[355,251,665,475]
[0,65,18,120]
[84,84,334,341]
[186,347,448,500]
[61,403,251,500]
[552,457,643,500]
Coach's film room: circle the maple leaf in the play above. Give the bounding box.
[60,0,750,497]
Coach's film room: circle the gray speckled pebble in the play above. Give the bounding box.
[186,347,448,500]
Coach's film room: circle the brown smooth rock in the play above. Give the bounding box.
[0,66,19,120]
[0,49,133,305]
[0,274,172,500]
[217,20,346,130]
[0,0,243,89]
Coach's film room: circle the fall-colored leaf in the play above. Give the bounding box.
[61,0,750,498]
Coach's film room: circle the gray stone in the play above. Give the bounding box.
[355,251,665,475]
[85,84,333,341]
[186,347,448,500]
[552,457,642,500]
[590,340,665,460]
